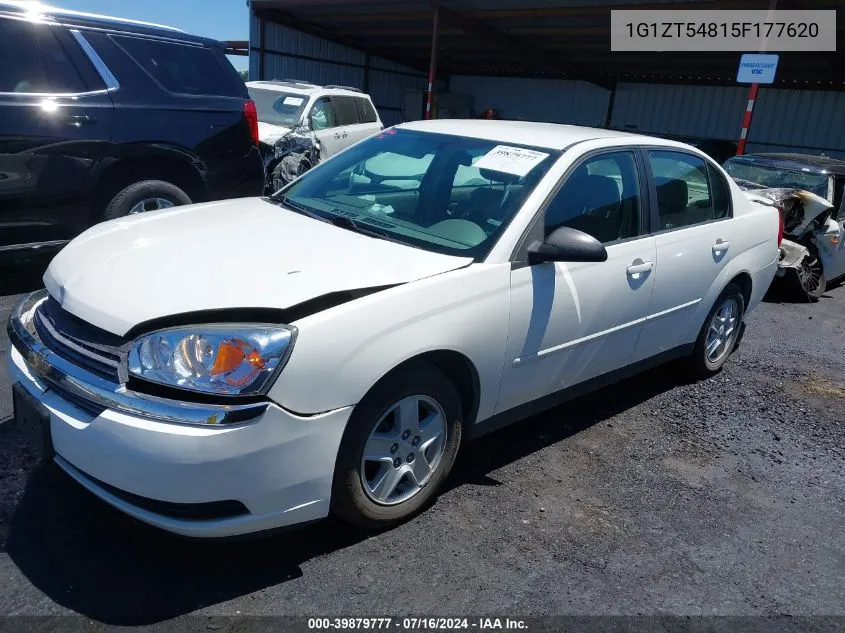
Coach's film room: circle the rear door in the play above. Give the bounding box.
[0,14,114,251]
[631,149,735,362]
[351,96,383,141]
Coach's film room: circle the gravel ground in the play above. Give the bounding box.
[0,257,843,626]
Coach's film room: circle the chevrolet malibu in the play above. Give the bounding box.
[8,120,781,538]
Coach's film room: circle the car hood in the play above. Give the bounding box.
[257,121,291,145]
[43,198,473,336]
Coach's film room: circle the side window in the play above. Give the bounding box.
[355,97,378,124]
[112,35,241,96]
[707,163,732,220]
[331,96,360,126]
[0,17,51,93]
[648,151,718,230]
[309,98,337,130]
[39,27,87,93]
[544,151,642,244]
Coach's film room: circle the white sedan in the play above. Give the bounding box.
[7,120,781,538]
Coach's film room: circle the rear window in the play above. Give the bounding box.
[332,96,360,126]
[113,35,241,97]
[355,97,379,124]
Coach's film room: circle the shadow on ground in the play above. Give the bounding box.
[0,252,56,296]
[3,361,691,625]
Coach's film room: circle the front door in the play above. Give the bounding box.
[496,149,657,414]
[308,97,346,161]
[818,182,845,281]
[0,17,114,251]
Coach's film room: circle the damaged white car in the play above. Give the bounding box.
[8,121,780,538]
[725,153,845,300]
[247,80,383,192]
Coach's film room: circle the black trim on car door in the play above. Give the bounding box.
[510,144,653,269]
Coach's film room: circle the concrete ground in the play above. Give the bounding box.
[0,254,842,626]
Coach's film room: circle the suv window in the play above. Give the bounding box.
[544,151,642,244]
[648,150,723,230]
[355,97,378,124]
[309,98,336,130]
[332,96,361,126]
[0,18,87,94]
[113,35,240,97]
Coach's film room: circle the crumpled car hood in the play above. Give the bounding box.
[738,184,835,237]
[43,198,472,336]
[257,121,291,145]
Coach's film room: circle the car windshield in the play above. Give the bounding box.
[273,129,560,258]
[723,159,830,199]
[248,87,308,127]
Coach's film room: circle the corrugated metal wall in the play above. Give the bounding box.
[609,82,748,140]
[249,12,427,126]
[248,12,845,158]
[450,75,611,127]
[745,88,845,159]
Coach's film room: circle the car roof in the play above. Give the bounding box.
[726,153,845,176]
[247,80,371,99]
[0,0,220,47]
[396,119,685,151]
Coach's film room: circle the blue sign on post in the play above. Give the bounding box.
[737,54,779,84]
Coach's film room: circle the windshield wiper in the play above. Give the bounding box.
[271,194,331,224]
[271,195,419,248]
[327,213,422,248]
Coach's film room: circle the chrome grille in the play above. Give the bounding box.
[33,297,127,383]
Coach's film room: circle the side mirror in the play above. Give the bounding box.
[527,226,608,264]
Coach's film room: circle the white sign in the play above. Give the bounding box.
[737,54,779,84]
[283,96,305,106]
[474,145,550,177]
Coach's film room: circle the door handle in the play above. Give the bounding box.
[626,261,654,275]
[712,240,730,254]
[62,115,97,126]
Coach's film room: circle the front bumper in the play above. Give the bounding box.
[7,291,352,538]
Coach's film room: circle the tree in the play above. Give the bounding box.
[239,70,248,81]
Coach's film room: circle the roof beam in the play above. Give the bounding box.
[431,2,614,90]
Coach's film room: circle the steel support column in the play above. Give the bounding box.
[425,7,439,120]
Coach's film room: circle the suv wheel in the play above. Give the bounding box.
[103,180,191,221]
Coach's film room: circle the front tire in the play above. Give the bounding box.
[688,283,745,379]
[331,363,463,530]
[794,248,826,302]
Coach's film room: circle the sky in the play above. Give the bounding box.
[45,0,251,71]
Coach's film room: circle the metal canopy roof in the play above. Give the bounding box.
[251,0,844,90]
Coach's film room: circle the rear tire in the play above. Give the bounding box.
[687,283,745,379]
[102,180,191,221]
[331,363,463,531]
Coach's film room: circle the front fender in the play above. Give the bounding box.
[266,264,512,423]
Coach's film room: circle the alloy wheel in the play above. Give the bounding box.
[705,298,739,364]
[360,395,448,506]
[128,197,175,214]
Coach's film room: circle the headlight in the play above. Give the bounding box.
[127,325,295,396]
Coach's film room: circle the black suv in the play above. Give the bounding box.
[0,3,264,256]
